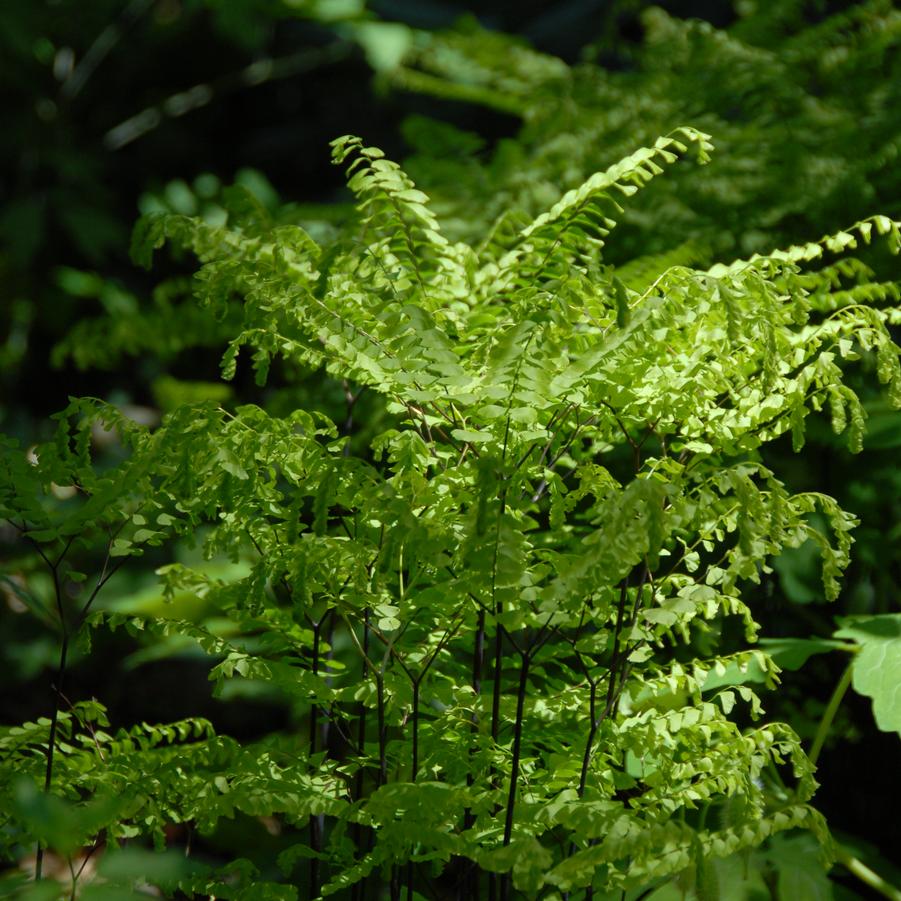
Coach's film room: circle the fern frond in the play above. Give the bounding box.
[494,127,714,285]
[330,134,453,306]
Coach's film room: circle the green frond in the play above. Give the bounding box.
[496,127,714,284]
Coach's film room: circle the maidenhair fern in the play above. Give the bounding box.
[2,126,900,900]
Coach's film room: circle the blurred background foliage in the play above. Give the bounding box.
[1,0,900,896]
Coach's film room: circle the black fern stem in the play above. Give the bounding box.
[603,580,630,714]
[351,609,370,901]
[498,650,530,901]
[490,623,503,744]
[467,607,485,806]
[473,608,485,698]
[489,486,507,749]
[488,620,504,901]
[464,607,485,900]
[406,679,422,901]
[35,545,71,882]
[322,609,336,755]
[575,582,628,801]
[36,630,67,881]
[578,577,645,901]
[474,612,486,901]
[578,677,599,797]
[390,866,401,901]
[309,617,322,897]
[28,531,120,882]
[310,620,321,758]
[503,651,531,845]
[487,484,508,901]
[567,582,632,895]
[411,681,421,781]
[376,674,388,786]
